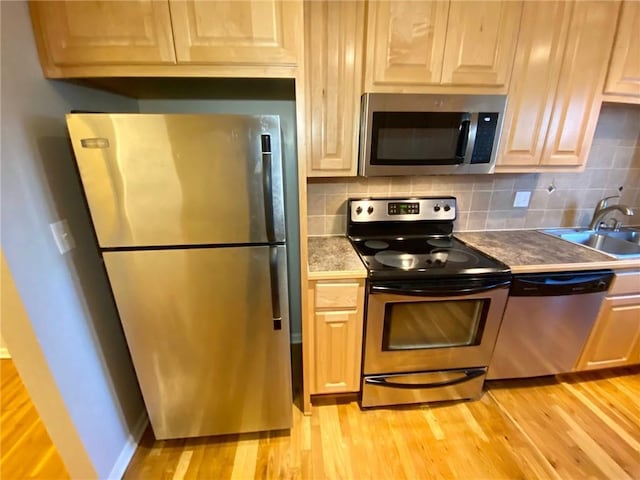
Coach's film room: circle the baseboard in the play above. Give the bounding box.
[0,348,11,359]
[106,409,148,480]
[290,333,302,344]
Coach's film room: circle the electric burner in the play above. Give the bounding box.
[347,197,510,280]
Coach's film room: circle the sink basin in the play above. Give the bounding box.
[542,227,640,258]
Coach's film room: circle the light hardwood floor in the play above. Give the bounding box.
[1,359,69,480]
[124,366,639,479]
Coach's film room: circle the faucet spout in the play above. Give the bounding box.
[588,205,634,230]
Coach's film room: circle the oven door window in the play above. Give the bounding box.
[370,112,471,166]
[382,299,489,350]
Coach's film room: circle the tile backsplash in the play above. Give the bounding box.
[307,103,640,236]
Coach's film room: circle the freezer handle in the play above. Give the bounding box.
[269,246,282,330]
[261,134,276,243]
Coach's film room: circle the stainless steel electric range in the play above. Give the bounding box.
[347,197,511,408]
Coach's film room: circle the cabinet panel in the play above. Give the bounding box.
[364,0,449,89]
[441,1,522,86]
[496,1,571,167]
[604,1,640,101]
[29,0,176,66]
[169,0,300,65]
[315,282,360,309]
[541,1,619,167]
[313,311,362,393]
[306,1,364,176]
[577,295,640,370]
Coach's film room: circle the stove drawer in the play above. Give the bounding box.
[361,368,486,408]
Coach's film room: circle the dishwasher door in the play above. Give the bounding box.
[487,270,613,379]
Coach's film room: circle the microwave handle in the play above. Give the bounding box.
[455,119,471,160]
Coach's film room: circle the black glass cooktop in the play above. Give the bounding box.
[348,235,510,280]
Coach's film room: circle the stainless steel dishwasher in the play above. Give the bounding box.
[487,270,614,379]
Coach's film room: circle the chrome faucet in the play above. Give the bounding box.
[588,196,634,230]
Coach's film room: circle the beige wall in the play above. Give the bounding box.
[307,103,640,235]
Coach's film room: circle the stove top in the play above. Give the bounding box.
[347,197,510,280]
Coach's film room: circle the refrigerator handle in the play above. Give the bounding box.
[261,134,276,243]
[269,247,282,330]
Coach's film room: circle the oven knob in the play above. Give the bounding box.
[367,206,374,215]
[433,204,441,212]
[356,206,363,215]
[444,204,451,212]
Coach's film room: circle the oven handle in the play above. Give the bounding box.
[370,279,510,297]
[364,368,485,390]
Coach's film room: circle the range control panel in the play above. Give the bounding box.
[350,197,457,222]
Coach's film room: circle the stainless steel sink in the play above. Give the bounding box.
[541,227,640,258]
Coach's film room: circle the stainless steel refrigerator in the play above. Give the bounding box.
[67,113,292,439]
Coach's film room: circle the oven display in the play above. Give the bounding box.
[388,202,419,215]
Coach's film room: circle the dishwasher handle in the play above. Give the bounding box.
[510,270,614,296]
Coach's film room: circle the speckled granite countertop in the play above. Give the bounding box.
[307,231,640,277]
[307,236,367,279]
[456,230,640,273]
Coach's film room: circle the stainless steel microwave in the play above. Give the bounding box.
[358,93,506,176]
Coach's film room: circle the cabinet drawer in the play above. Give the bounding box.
[610,271,640,296]
[315,282,360,309]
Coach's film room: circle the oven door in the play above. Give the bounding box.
[363,278,510,375]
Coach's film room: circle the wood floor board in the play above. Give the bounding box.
[0,359,69,480]
[121,366,640,480]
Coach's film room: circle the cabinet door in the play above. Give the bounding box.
[314,311,363,394]
[441,1,522,87]
[305,1,365,176]
[29,0,176,68]
[364,1,449,90]
[497,1,572,167]
[577,295,640,371]
[309,280,364,395]
[541,1,620,167]
[169,0,300,65]
[604,1,640,102]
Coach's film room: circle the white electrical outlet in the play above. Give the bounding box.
[49,219,76,255]
[513,191,531,208]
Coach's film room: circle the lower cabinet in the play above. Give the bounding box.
[308,279,365,395]
[576,271,640,370]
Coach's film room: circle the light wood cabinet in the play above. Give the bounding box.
[169,0,300,66]
[364,1,522,93]
[29,0,301,78]
[603,1,640,104]
[576,271,640,371]
[305,1,365,177]
[29,0,176,75]
[496,1,620,172]
[308,279,365,395]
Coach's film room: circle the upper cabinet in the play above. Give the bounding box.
[603,1,640,104]
[169,1,299,66]
[29,1,176,70]
[364,1,522,93]
[29,0,302,78]
[496,1,620,172]
[304,0,365,177]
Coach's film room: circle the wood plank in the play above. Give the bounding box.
[0,359,69,480]
[122,367,640,479]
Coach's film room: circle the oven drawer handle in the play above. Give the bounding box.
[364,369,485,390]
[370,280,510,297]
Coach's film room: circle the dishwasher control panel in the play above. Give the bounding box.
[509,270,614,296]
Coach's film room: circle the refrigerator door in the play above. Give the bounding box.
[66,114,285,248]
[103,245,292,439]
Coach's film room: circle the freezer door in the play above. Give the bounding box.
[67,114,285,247]
[103,246,292,439]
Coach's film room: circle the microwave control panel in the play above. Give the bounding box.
[470,112,499,164]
